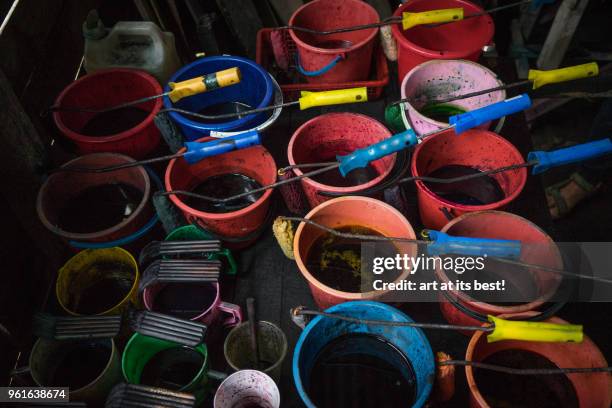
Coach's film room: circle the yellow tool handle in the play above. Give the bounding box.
[298,87,368,110]
[487,315,583,343]
[168,67,242,103]
[528,62,599,90]
[402,8,464,30]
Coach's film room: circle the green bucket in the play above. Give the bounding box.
[122,333,210,399]
[165,225,237,275]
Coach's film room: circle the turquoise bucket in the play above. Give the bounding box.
[293,301,435,407]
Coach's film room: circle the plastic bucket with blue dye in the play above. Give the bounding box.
[293,301,435,407]
[163,55,274,141]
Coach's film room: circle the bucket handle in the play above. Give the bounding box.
[440,207,456,222]
[218,301,243,327]
[296,53,344,77]
[69,167,162,249]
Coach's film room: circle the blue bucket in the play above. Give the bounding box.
[163,55,274,141]
[293,301,435,408]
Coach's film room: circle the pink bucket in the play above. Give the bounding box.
[401,59,505,135]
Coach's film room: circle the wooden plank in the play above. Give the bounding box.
[510,19,530,79]
[536,0,589,70]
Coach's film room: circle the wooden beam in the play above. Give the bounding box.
[536,0,589,70]
[215,0,263,58]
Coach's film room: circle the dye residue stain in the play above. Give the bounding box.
[185,173,263,213]
[57,183,143,233]
[308,333,417,408]
[51,341,111,389]
[140,346,204,390]
[424,164,505,205]
[69,261,135,315]
[152,282,217,319]
[418,103,466,123]
[81,107,149,136]
[475,349,579,408]
[305,225,399,292]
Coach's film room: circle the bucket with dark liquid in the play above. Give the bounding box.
[37,153,155,249]
[29,337,122,406]
[122,333,211,401]
[466,314,612,408]
[56,247,139,316]
[411,129,527,230]
[53,69,162,159]
[293,301,435,408]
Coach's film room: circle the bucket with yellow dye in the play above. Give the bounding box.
[56,247,139,316]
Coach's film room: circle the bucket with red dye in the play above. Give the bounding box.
[287,113,396,209]
[165,141,277,248]
[289,0,380,84]
[53,69,162,159]
[391,0,494,84]
[411,129,527,230]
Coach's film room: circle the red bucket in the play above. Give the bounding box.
[435,211,563,331]
[466,314,612,408]
[289,0,379,84]
[288,113,396,209]
[53,69,162,159]
[411,129,527,230]
[391,0,494,83]
[36,153,153,246]
[165,142,277,248]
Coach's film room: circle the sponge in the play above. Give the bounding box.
[272,217,295,260]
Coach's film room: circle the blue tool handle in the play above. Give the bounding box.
[183,130,261,164]
[528,138,612,175]
[337,129,418,176]
[449,94,532,134]
[426,230,522,259]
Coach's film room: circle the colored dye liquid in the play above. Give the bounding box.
[69,261,135,315]
[192,101,253,123]
[81,107,149,136]
[308,160,378,187]
[424,165,505,205]
[50,341,111,389]
[308,333,417,408]
[314,39,353,50]
[140,346,204,390]
[418,103,466,123]
[305,225,399,293]
[57,183,143,234]
[185,173,263,213]
[475,349,579,408]
[152,282,217,319]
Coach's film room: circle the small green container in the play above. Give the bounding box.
[165,225,237,275]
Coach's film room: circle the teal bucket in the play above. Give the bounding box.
[293,301,435,407]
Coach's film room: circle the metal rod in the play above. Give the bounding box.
[441,360,612,375]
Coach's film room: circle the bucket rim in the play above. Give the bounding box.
[293,196,416,300]
[142,282,221,322]
[287,112,396,194]
[410,129,528,212]
[391,0,494,59]
[53,68,163,144]
[162,55,274,133]
[36,153,152,241]
[435,210,564,314]
[223,320,288,375]
[288,0,380,55]
[164,143,277,221]
[30,337,117,395]
[56,247,140,316]
[399,59,506,132]
[292,300,435,408]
